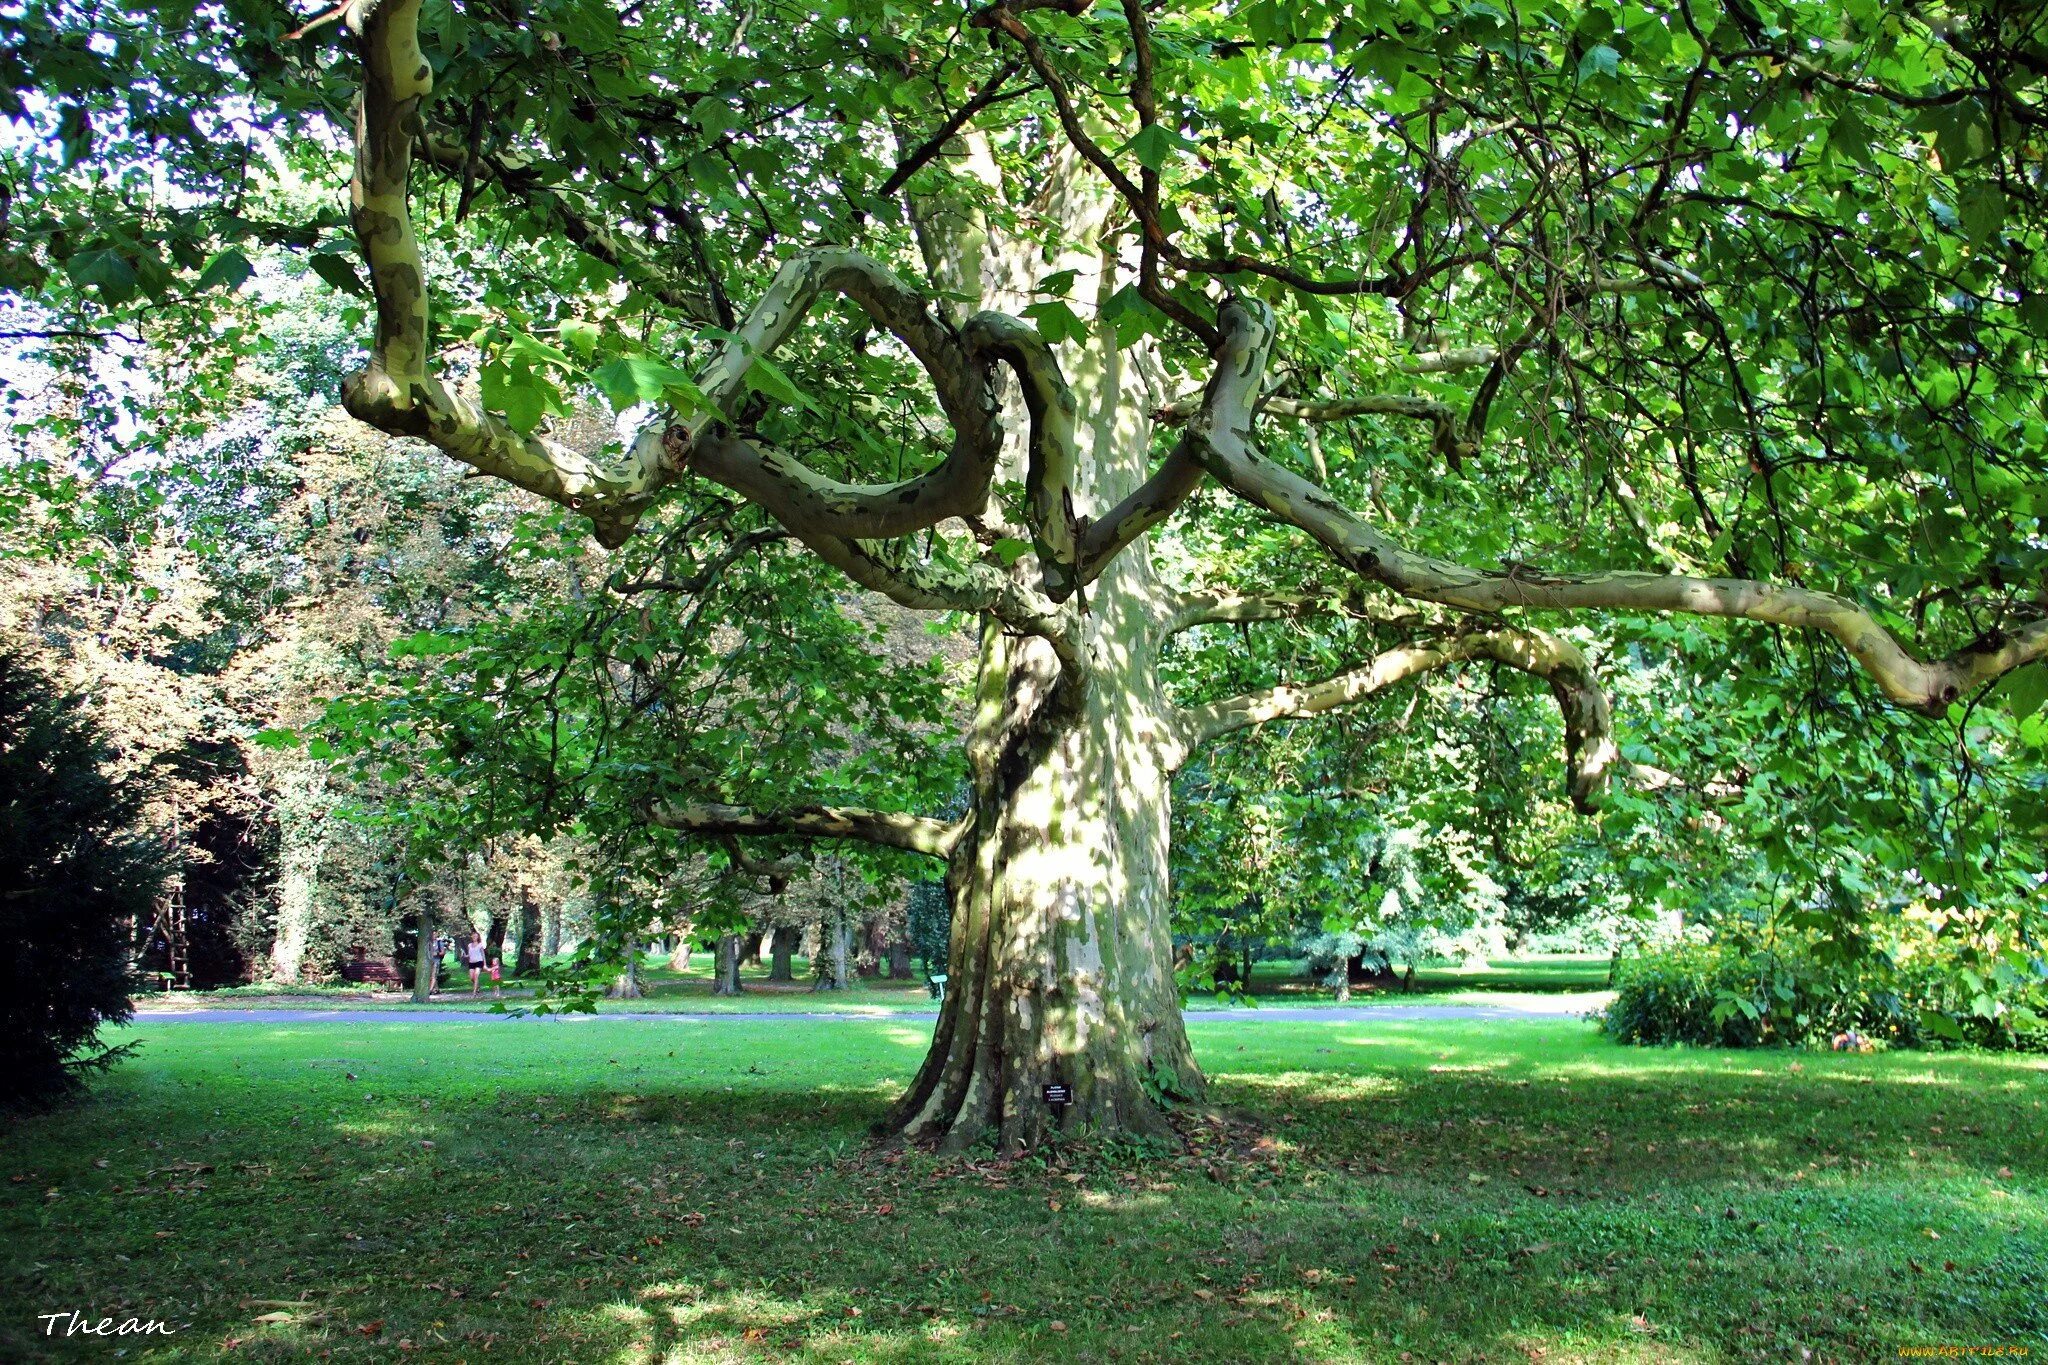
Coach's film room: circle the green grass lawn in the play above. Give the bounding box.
[3,1017,2043,1362]
[144,953,1616,1016]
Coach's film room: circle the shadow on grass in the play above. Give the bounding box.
[2,1019,2043,1363]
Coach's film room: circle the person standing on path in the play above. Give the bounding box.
[464,931,487,997]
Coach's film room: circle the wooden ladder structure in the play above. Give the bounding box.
[137,879,190,990]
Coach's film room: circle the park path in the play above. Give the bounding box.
[127,1000,1599,1026]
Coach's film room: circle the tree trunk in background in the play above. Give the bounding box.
[768,926,798,982]
[515,888,542,977]
[410,899,435,1003]
[887,937,913,980]
[607,937,642,999]
[268,838,321,983]
[813,908,851,991]
[266,763,327,982]
[856,917,884,979]
[712,933,743,995]
[543,902,561,957]
[668,929,692,973]
[485,912,508,966]
[738,930,763,967]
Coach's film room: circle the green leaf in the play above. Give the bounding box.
[1124,124,1198,171]
[66,248,138,305]
[1021,300,1089,348]
[992,537,1031,566]
[557,319,602,361]
[2004,663,2048,722]
[591,355,696,408]
[1577,43,1620,79]
[308,252,369,297]
[197,247,255,293]
[56,104,93,166]
[742,353,816,412]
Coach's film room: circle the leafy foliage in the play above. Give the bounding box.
[1604,937,2048,1051]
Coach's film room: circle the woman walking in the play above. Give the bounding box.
[464,931,487,997]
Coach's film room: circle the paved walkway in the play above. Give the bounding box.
[128,1000,1597,1026]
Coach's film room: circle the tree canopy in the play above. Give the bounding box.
[6,0,2048,1143]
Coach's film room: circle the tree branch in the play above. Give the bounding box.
[1176,625,1621,814]
[959,313,1083,596]
[345,5,1007,551]
[651,801,967,860]
[416,132,721,324]
[1159,587,1428,637]
[873,61,1029,202]
[1073,289,1276,586]
[343,0,670,548]
[1192,297,2048,716]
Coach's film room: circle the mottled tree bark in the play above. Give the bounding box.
[768,926,799,982]
[885,593,1200,1150]
[712,933,743,995]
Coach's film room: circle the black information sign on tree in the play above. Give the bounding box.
[1042,1083,1071,1109]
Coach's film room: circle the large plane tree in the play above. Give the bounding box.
[9,0,2048,1147]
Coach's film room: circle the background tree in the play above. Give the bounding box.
[0,657,169,1106]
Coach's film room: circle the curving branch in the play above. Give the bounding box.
[1175,626,1621,814]
[344,1,1010,552]
[339,0,669,547]
[661,249,1004,538]
[1192,298,2048,716]
[651,801,968,860]
[1073,291,1276,587]
[958,313,1083,595]
[1158,388,1474,469]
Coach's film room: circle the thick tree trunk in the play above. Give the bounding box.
[856,917,884,979]
[878,170,1205,1149]
[543,902,561,957]
[738,930,763,967]
[668,931,692,973]
[768,925,798,982]
[886,936,913,980]
[712,933,743,995]
[485,912,508,966]
[884,603,1201,1151]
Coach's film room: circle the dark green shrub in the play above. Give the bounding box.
[1601,940,2047,1050]
[0,658,168,1106]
